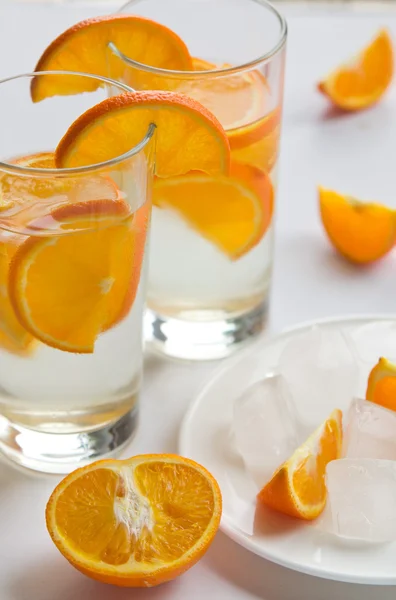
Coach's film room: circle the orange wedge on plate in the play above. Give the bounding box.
[46,454,222,587]
[366,357,396,412]
[55,91,230,177]
[258,409,342,520]
[153,162,273,259]
[319,187,396,264]
[32,15,192,102]
[9,198,147,353]
[318,29,394,111]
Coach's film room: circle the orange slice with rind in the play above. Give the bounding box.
[257,409,343,520]
[366,357,396,412]
[153,162,273,260]
[9,198,146,353]
[55,91,230,177]
[46,454,222,587]
[32,15,192,102]
[318,29,394,111]
[319,187,396,264]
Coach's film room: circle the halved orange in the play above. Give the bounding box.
[366,357,396,412]
[9,198,147,353]
[153,162,273,259]
[55,91,230,177]
[257,409,342,520]
[32,15,192,102]
[46,454,222,587]
[318,29,394,111]
[319,187,396,264]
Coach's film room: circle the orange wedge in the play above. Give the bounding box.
[9,198,147,353]
[318,29,394,111]
[319,187,396,264]
[32,15,192,102]
[258,409,343,520]
[366,357,396,412]
[153,162,273,259]
[46,454,222,587]
[55,91,230,177]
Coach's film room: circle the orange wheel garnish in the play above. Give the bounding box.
[366,357,396,412]
[319,187,396,264]
[55,91,230,177]
[318,29,394,111]
[153,162,273,260]
[9,197,147,353]
[257,409,343,520]
[32,15,192,102]
[46,454,222,587]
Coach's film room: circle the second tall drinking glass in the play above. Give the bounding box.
[112,0,287,360]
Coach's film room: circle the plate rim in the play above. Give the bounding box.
[179,313,396,585]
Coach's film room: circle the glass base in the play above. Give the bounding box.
[0,409,137,474]
[145,300,268,360]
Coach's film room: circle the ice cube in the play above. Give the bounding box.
[325,458,396,542]
[344,398,396,460]
[233,375,303,489]
[278,327,358,428]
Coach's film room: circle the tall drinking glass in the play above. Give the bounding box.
[0,72,154,473]
[111,0,287,360]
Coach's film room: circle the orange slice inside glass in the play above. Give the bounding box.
[366,357,396,412]
[46,454,222,587]
[257,409,343,520]
[153,162,273,259]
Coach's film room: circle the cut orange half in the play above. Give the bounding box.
[153,162,273,260]
[318,29,394,111]
[319,187,396,264]
[46,454,222,587]
[257,409,343,520]
[9,198,147,353]
[32,15,192,102]
[55,91,230,177]
[366,357,396,412]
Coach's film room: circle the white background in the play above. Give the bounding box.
[1,2,396,599]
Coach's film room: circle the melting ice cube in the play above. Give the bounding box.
[233,375,303,489]
[278,327,358,428]
[344,398,396,460]
[325,458,396,542]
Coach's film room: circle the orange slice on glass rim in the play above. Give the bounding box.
[366,357,396,412]
[55,91,230,177]
[257,409,343,520]
[32,15,192,102]
[153,162,273,260]
[318,29,394,111]
[319,187,396,264]
[46,454,222,587]
[9,198,147,354]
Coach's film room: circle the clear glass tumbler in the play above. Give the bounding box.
[111,0,287,360]
[0,72,155,473]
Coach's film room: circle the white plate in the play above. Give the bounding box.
[179,315,396,585]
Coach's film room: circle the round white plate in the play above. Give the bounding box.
[179,315,396,585]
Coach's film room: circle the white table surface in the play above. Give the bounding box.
[1,2,396,599]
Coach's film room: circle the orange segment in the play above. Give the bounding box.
[366,357,396,412]
[32,15,192,102]
[9,198,147,353]
[55,91,230,177]
[319,187,396,264]
[318,29,394,111]
[46,454,222,587]
[153,162,273,260]
[257,409,343,520]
